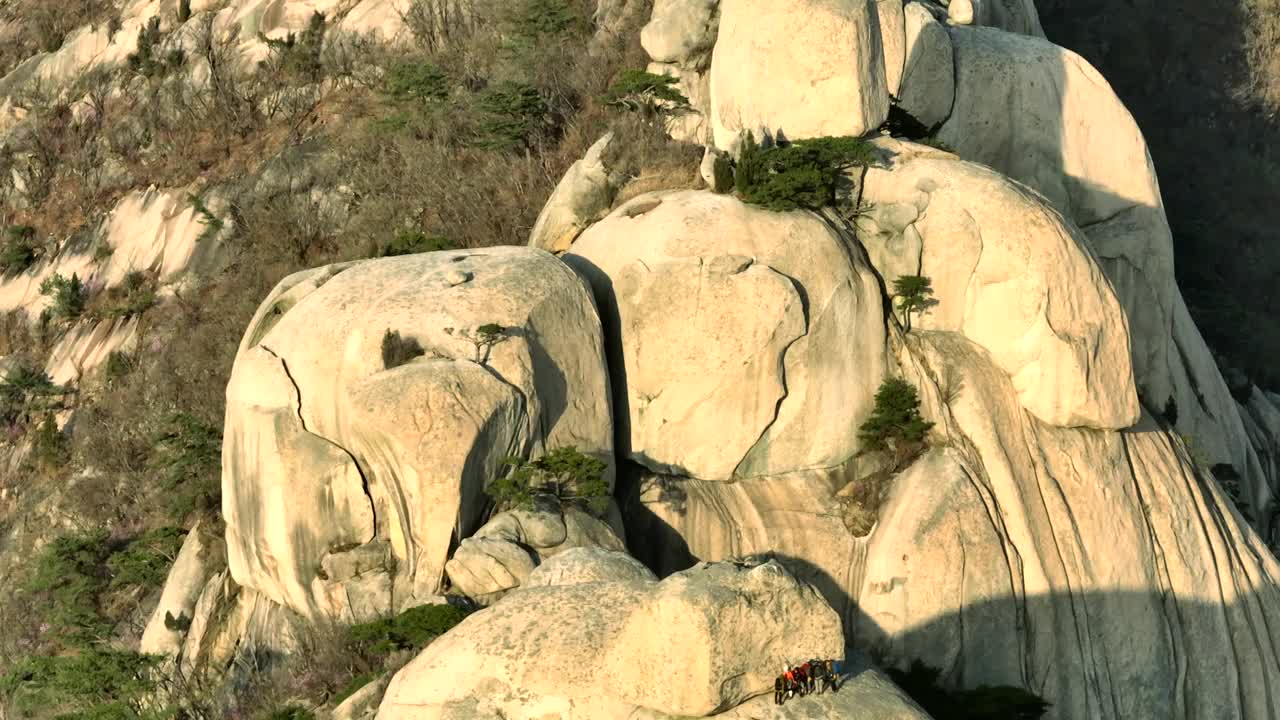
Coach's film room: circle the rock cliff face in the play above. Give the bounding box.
[222,247,614,620]
[109,0,1280,717]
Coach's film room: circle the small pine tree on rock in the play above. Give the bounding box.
[859,377,934,456]
[893,275,935,332]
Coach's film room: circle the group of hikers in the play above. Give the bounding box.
[774,659,841,704]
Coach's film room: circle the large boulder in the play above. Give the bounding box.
[376,560,844,719]
[858,144,1140,429]
[898,2,954,128]
[935,27,1171,401]
[565,190,887,481]
[709,651,930,719]
[528,133,626,254]
[851,330,1280,720]
[525,546,658,588]
[710,0,890,149]
[222,248,613,620]
[933,24,1276,521]
[642,0,721,67]
[140,523,223,656]
[444,499,627,601]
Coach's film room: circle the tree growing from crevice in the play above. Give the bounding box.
[893,275,935,332]
[445,323,507,364]
[859,377,934,461]
[487,447,610,515]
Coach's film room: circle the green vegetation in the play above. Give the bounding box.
[149,412,222,522]
[604,69,690,115]
[127,16,184,78]
[893,275,935,332]
[444,323,507,364]
[349,603,473,657]
[31,413,69,470]
[92,271,157,320]
[39,273,87,322]
[734,133,877,211]
[107,527,185,589]
[381,329,426,370]
[0,365,65,426]
[25,531,114,645]
[0,0,685,714]
[177,0,192,23]
[260,11,327,82]
[103,351,133,381]
[488,446,610,515]
[190,194,225,244]
[475,81,553,153]
[384,62,450,105]
[887,660,1050,720]
[0,647,163,720]
[0,225,37,275]
[859,377,934,454]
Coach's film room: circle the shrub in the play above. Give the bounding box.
[377,231,454,257]
[32,414,70,469]
[149,412,222,522]
[260,11,327,82]
[104,351,134,380]
[858,377,934,455]
[348,603,473,657]
[384,62,450,105]
[190,194,225,244]
[603,69,690,115]
[94,271,158,320]
[127,16,183,78]
[886,660,1050,720]
[39,273,87,321]
[475,82,553,153]
[488,446,610,514]
[0,365,64,425]
[734,133,876,211]
[0,647,162,719]
[504,0,584,48]
[25,531,113,645]
[0,226,38,275]
[106,527,186,589]
[381,329,426,369]
[893,275,935,332]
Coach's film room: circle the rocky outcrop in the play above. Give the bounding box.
[525,545,658,587]
[140,522,223,657]
[566,190,887,481]
[528,133,626,254]
[933,24,1278,530]
[897,3,954,128]
[710,0,889,149]
[444,498,627,601]
[710,651,930,719]
[376,560,844,719]
[859,145,1139,429]
[222,248,613,621]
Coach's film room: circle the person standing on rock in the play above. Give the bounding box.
[806,659,818,694]
[822,658,839,693]
[775,673,786,705]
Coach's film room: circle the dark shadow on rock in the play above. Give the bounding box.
[1036,0,1280,391]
